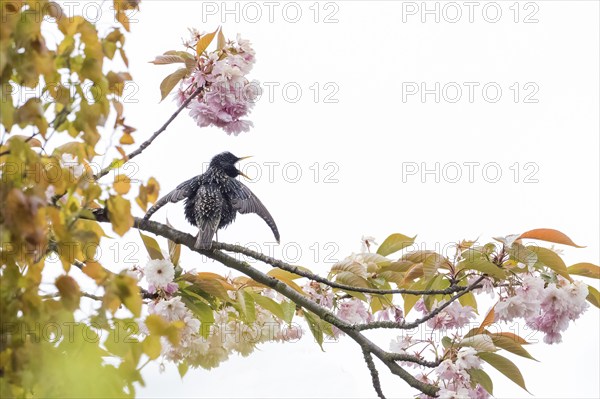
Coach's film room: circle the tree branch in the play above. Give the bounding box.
[214,241,468,296]
[115,217,441,398]
[93,86,204,181]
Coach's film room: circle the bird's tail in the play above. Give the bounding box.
[195,231,213,250]
[143,195,172,221]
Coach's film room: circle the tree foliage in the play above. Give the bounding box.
[1,3,598,399]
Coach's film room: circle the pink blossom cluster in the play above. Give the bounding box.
[178,34,259,135]
[414,298,476,330]
[332,298,372,337]
[418,347,490,399]
[526,279,589,344]
[494,274,589,344]
[302,281,334,309]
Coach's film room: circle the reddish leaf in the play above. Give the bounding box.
[517,228,584,248]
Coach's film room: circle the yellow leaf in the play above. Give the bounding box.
[119,132,134,145]
[377,233,416,256]
[55,275,81,311]
[113,174,131,195]
[82,261,109,283]
[196,28,219,55]
[586,285,600,309]
[517,228,584,248]
[107,195,133,236]
[146,177,160,203]
[142,335,161,359]
[139,232,164,260]
[568,263,600,279]
[145,314,169,335]
[159,68,188,102]
[115,10,130,31]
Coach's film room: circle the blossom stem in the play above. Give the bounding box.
[93,85,205,181]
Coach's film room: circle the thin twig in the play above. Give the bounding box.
[214,241,469,296]
[0,131,40,157]
[355,276,486,331]
[386,353,441,368]
[93,85,204,181]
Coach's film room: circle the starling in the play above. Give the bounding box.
[143,152,280,249]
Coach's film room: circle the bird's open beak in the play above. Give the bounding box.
[236,156,252,179]
[237,170,250,180]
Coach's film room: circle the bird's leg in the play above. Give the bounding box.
[215,231,219,243]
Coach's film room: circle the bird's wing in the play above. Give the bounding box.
[227,179,280,242]
[143,176,199,221]
[195,184,222,249]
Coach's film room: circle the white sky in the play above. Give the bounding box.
[32,1,600,398]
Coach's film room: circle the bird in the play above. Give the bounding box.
[143,152,280,249]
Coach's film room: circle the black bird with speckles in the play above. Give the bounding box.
[143,152,280,249]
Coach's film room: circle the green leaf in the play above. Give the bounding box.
[177,361,189,378]
[237,289,256,323]
[489,334,537,361]
[458,258,506,280]
[460,334,496,352]
[249,292,285,320]
[377,233,415,257]
[468,368,494,395]
[159,68,188,101]
[422,254,442,278]
[281,301,296,324]
[441,336,452,349]
[139,231,164,260]
[303,311,324,350]
[402,278,428,315]
[568,263,600,279]
[528,246,572,281]
[458,290,478,313]
[180,293,214,338]
[478,352,530,393]
[586,284,600,309]
[193,278,232,302]
[423,274,449,310]
[334,271,370,289]
[510,243,538,270]
[331,258,368,278]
